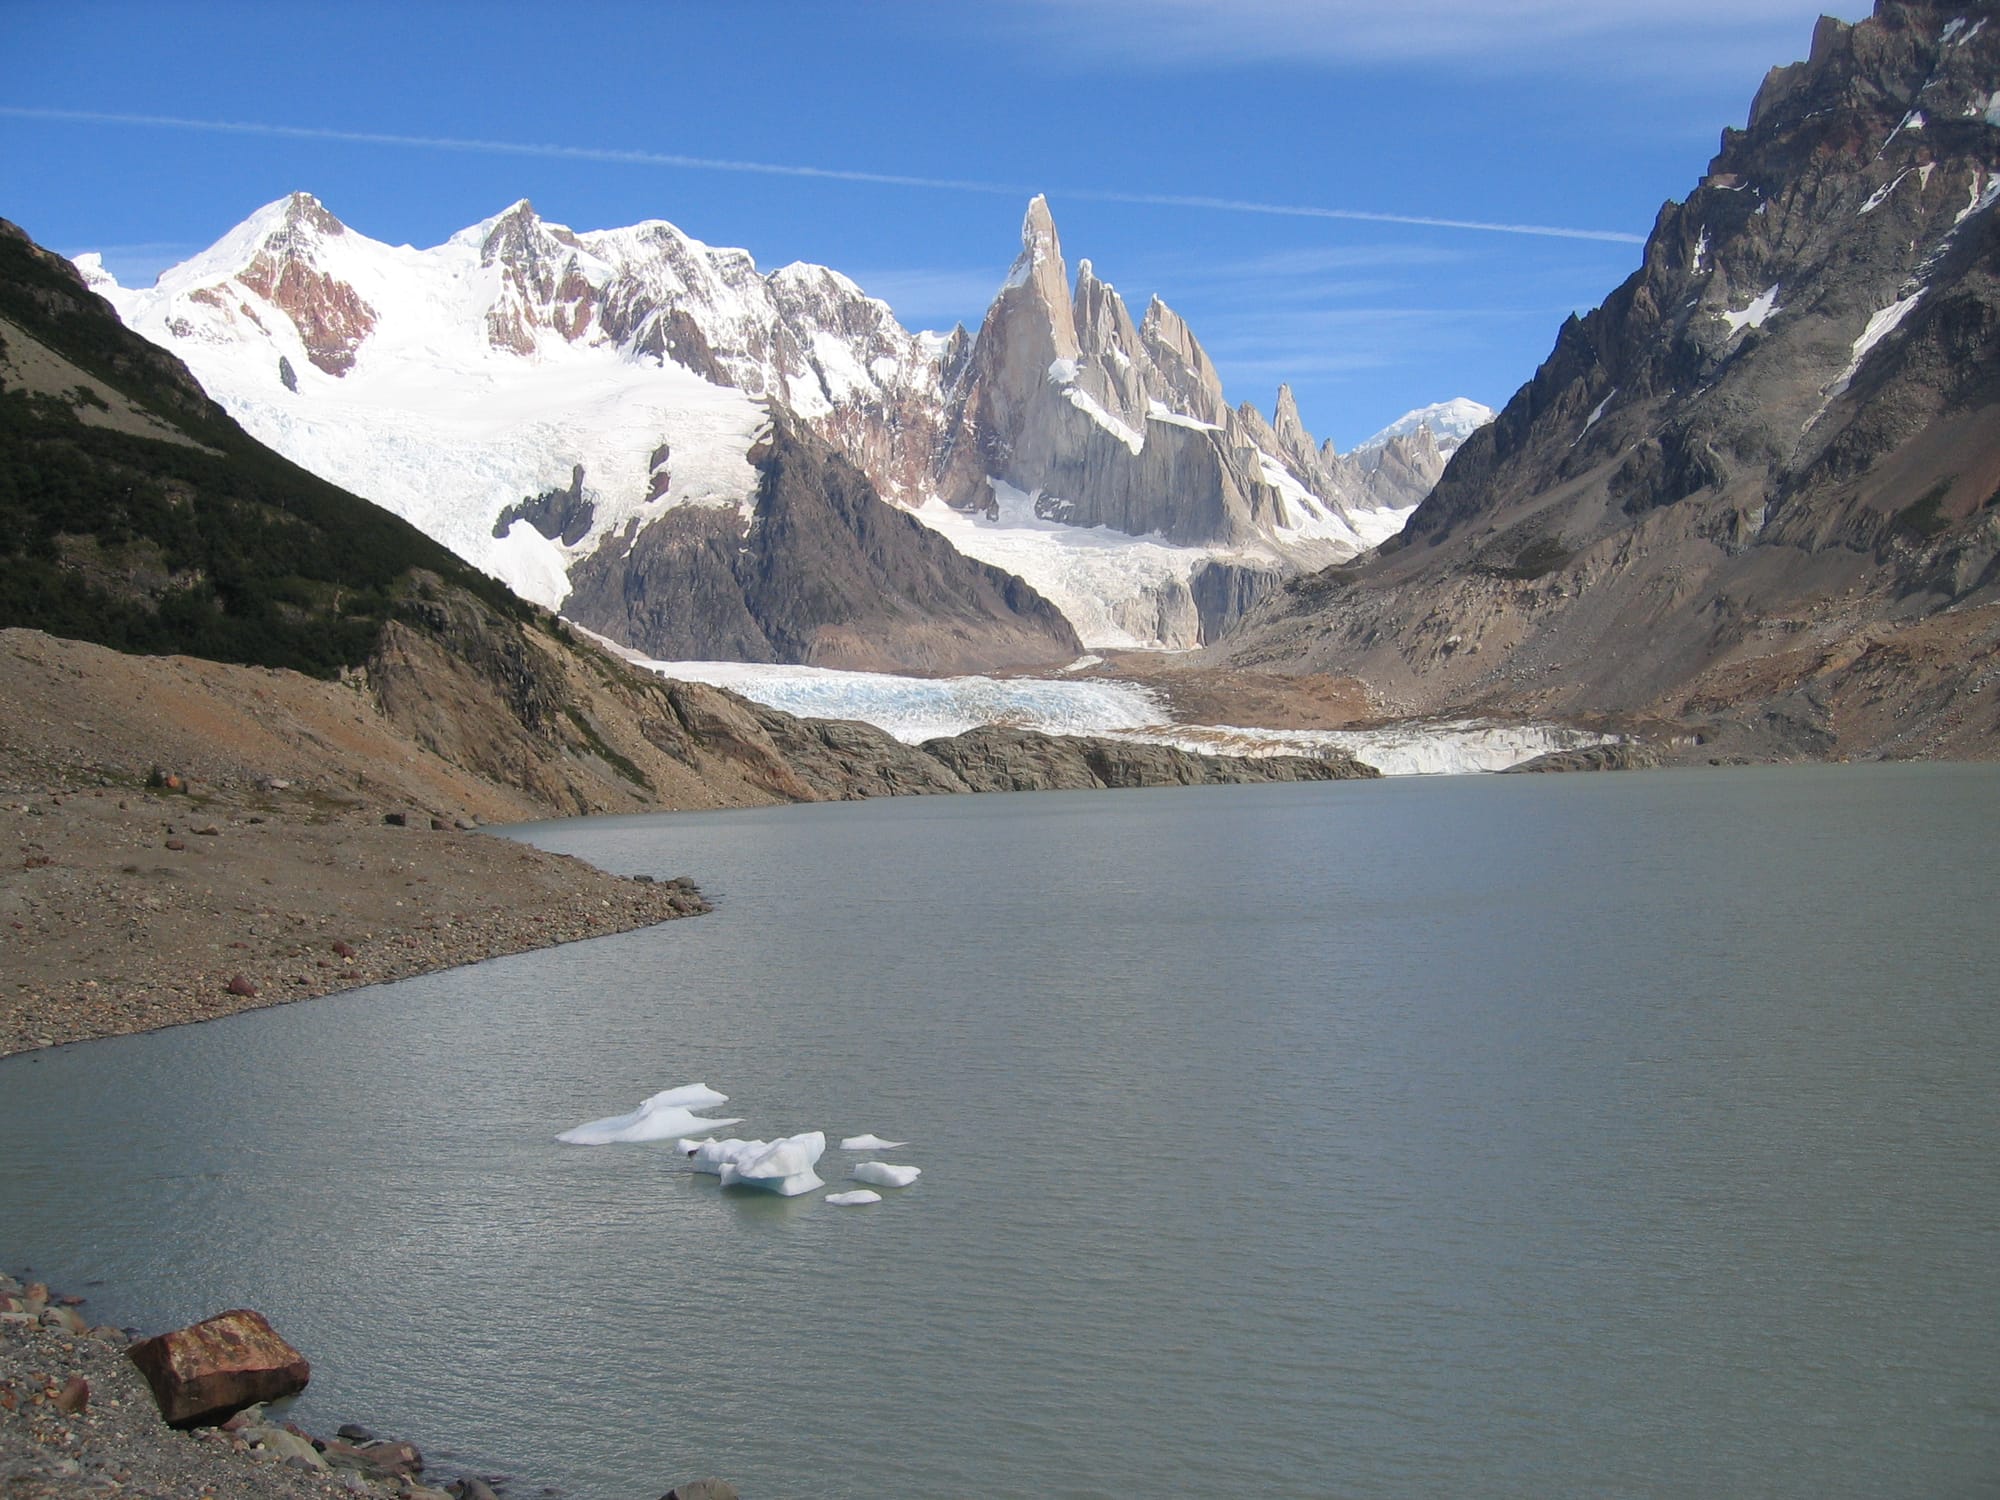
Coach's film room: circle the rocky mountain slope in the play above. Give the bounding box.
[85,195,1485,656]
[1215,0,2000,761]
[2,215,1370,826]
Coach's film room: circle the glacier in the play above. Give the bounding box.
[639,658,1609,773]
[81,193,1489,654]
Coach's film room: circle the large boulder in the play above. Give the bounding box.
[126,1308,311,1427]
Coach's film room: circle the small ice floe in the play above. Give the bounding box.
[824,1190,883,1207]
[557,1085,741,1145]
[851,1161,921,1188]
[681,1138,766,1175]
[717,1131,827,1197]
[839,1133,909,1151]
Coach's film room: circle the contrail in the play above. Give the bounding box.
[0,105,1646,245]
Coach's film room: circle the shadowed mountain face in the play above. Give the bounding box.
[561,413,1084,673]
[1215,1,2000,761]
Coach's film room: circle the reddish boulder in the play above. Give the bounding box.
[127,1309,310,1427]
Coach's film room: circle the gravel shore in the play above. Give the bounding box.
[0,781,707,1058]
[1,628,717,1060]
[1,1273,536,1500]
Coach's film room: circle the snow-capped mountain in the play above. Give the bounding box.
[83,192,1483,658]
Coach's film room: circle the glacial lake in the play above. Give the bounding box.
[3,765,1997,1498]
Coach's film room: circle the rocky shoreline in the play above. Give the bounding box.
[0,1274,730,1500]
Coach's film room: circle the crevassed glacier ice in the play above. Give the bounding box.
[638,659,1164,744]
[718,1131,827,1197]
[825,1190,883,1207]
[839,1133,908,1151]
[632,659,1610,773]
[556,1084,741,1145]
[851,1161,921,1188]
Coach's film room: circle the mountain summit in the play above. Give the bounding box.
[87,195,1482,659]
[1215,0,2000,760]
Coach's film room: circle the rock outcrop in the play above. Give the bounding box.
[934,197,1443,560]
[1214,1,2000,762]
[921,725,1374,792]
[562,413,1083,672]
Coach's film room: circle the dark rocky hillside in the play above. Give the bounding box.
[0,216,528,675]
[1215,1,2000,761]
[563,411,1083,672]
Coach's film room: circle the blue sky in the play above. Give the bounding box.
[2,1,1864,450]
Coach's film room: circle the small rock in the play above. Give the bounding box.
[336,1421,377,1442]
[383,812,407,827]
[53,1376,90,1414]
[332,940,357,959]
[448,1480,503,1500]
[248,1424,326,1472]
[323,1438,424,1480]
[430,817,449,831]
[225,975,258,998]
[40,1305,89,1336]
[220,1403,267,1433]
[164,838,187,852]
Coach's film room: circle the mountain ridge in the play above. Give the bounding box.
[1210,0,2000,762]
[84,193,1486,656]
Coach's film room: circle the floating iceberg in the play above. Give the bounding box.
[839,1133,908,1151]
[825,1190,882,1207]
[717,1131,827,1197]
[556,1084,741,1145]
[851,1161,921,1188]
[681,1137,765,1175]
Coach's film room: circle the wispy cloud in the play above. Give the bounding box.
[0,106,1643,245]
[998,0,1862,76]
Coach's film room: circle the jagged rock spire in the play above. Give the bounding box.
[1005,195,1079,361]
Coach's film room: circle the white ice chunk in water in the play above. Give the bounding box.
[824,1190,883,1207]
[851,1161,921,1188]
[682,1137,767,1175]
[718,1131,827,1196]
[840,1134,909,1151]
[557,1084,740,1145]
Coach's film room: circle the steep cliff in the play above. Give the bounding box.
[1215,1,2000,761]
[562,412,1083,672]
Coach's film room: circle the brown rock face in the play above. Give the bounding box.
[231,196,377,376]
[1212,1,2000,762]
[127,1308,311,1427]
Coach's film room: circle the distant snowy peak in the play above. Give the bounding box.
[1354,398,1496,459]
[86,191,1474,657]
[106,191,940,426]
